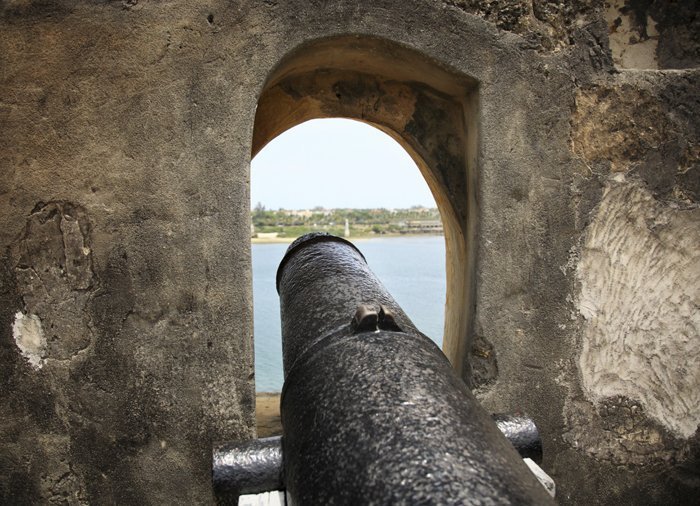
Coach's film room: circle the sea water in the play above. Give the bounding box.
[253,235,447,392]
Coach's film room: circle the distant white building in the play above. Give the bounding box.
[284,209,313,218]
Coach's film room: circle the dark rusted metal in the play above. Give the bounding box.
[351,304,379,333]
[275,233,554,505]
[211,414,543,502]
[212,436,283,504]
[493,414,544,464]
[378,304,402,331]
[211,233,551,503]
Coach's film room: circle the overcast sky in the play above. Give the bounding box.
[250,118,437,210]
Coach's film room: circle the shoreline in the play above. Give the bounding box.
[256,392,282,437]
[251,232,443,245]
[250,236,296,244]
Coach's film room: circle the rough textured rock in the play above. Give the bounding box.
[577,179,699,439]
[571,73,699,203]
[445,0,605,51]
[606,0,700,69]
[10,202,94,363]
[0,0,698,504]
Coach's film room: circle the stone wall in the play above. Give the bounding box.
[0,1,697,504]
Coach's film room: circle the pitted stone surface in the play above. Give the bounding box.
[10,202,95,363]
[577,180,700,439]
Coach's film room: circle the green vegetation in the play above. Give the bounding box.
[252,203,442,238]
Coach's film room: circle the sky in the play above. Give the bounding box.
[250,118,437,210]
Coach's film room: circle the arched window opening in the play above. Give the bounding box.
[251,37,479,436]
[251,118,446,395]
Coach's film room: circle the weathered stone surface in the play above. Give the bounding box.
[445,0,605,51]
[469,333,499,392]
[571,74,699,204]
[1,2,256,503]
[576,178,699,439]
[0,0,698,504]
[10,202,94,363]
[606,0,700,70]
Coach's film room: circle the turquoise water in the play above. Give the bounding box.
[253,235,447,392]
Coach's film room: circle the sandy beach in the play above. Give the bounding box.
[251,233,442,245]
[251,237,297,245]
[256,393,282,437]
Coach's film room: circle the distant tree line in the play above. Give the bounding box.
[251,204,442,237]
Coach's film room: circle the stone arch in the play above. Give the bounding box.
[252,35,479,378]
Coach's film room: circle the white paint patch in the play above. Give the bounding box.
[577,181,700,438]
[523,458,555,498]
[12,311,47,370]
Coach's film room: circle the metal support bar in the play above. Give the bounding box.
[493,414,543,464]
[213,437,283,504]
[212,414,544,502]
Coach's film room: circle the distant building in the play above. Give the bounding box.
[404,220,443,233]
[284,209,313,218]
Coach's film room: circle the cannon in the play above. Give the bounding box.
[214,233,554,504]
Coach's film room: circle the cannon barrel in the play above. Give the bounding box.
[274,233,553,504]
